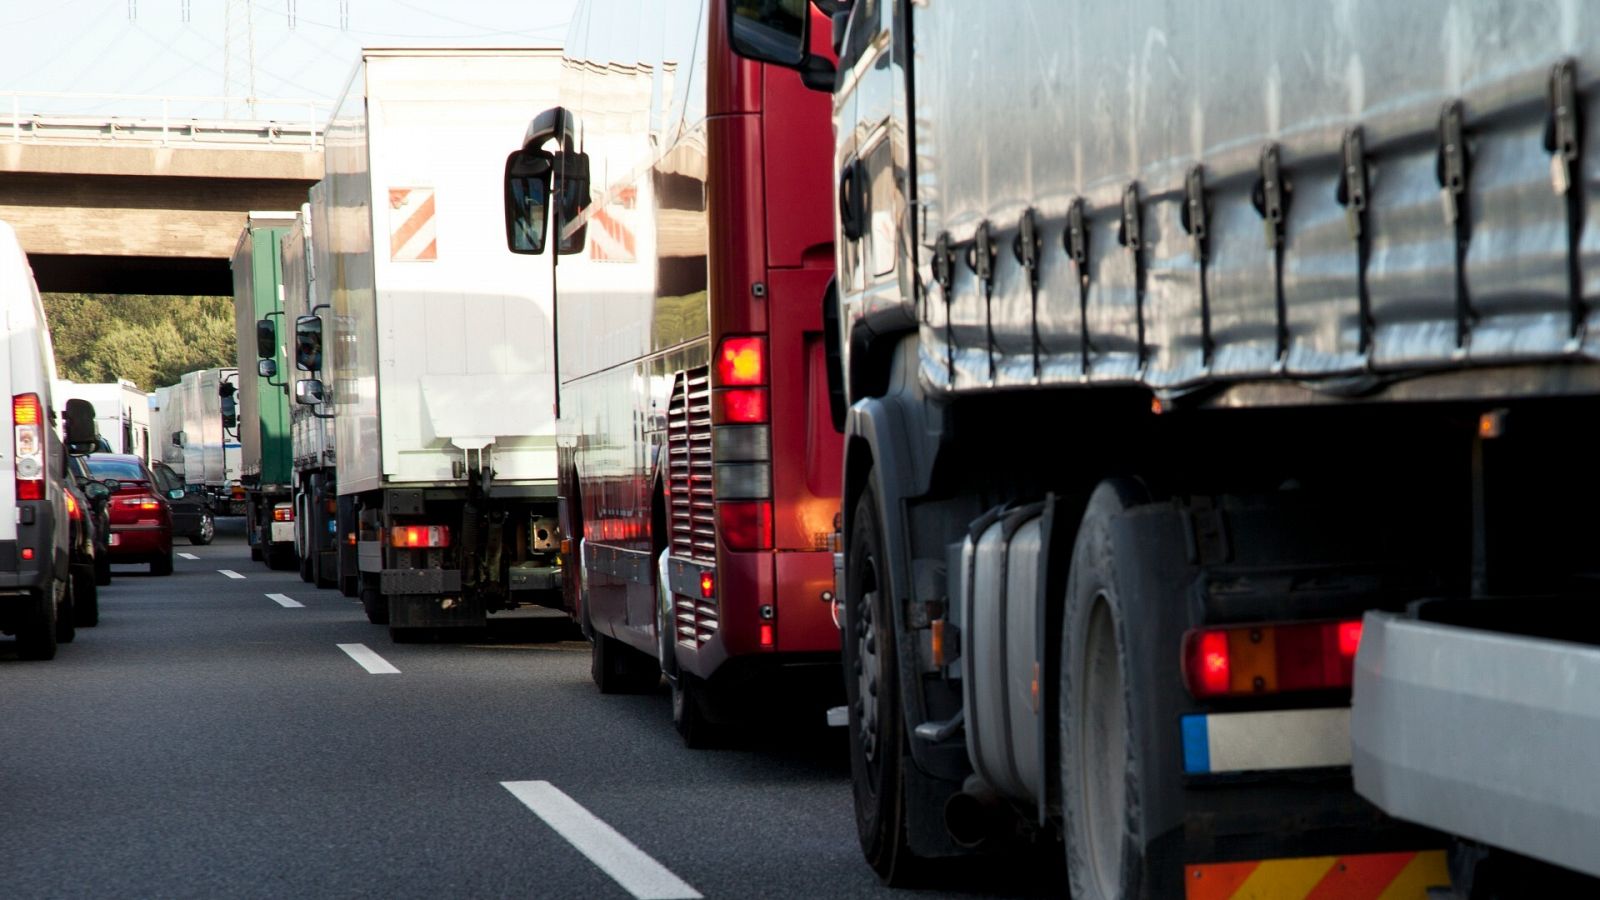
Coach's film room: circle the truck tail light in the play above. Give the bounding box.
[1183,619,1363,699]
[273,506,295,522]
[13,393,43,501]
[391,525,450,548]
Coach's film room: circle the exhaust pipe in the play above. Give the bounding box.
[944,775,1003,849]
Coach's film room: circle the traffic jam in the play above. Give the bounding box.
[7,1,1600,898]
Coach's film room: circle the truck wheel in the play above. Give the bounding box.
[341,574,358,598]
[298,541,313,582]
[844,477,923,885]
[268,543,296,571]
[360,582,389,625]
[55,578,76,645]
[15,587,58,660]
[73,565,99,627]
[1061,479,1162,900]
[189,512,215,545]
[151,550,174,576]
[251,544,264,562]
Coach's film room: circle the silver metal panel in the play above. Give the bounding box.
[1002,518,1043,804]
[961,522,1013,798]
[1353,611,1600,879]
[897,0,1600,401]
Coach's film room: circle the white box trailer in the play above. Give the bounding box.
[283,197,340,590]
[149,385,184,476]
[308,48,564,638]
[55,380,150,461]
[149,369,241,504]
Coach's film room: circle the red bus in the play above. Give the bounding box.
[504,0,840,744]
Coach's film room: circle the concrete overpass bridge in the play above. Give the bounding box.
[0,93,325,296]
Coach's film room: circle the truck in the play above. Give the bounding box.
[281,197,341,591]
[149,368,242,509]
[731,1,1600,895]
[502,0,844,745]
[292,48,566,641]
[55,379,151,461]
[232,213,300,571]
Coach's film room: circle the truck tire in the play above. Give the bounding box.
[360,581,389,625]
[73,565,99,627]
[656,550,716,746]
[341,574,358,598]
[15,586,58,661]
[267,542,296,572]
[1061,479,1165,900]
[844,476,924,886]
[251,544,264,562]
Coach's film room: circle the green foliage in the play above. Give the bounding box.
[41,294,236,391]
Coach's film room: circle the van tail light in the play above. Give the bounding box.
[13,393,43,501]
[1183,618,1364,699]
[391,525,450,548]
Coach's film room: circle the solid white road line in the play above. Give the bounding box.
[178,552,199,560]
[336,643,400,675]
[501,781,701,900]
[219,569,246,579]
[266,593,304,608]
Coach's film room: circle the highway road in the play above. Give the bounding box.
[0,520,1059,899]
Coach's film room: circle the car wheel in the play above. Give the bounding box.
[55,577,76,645]
[95,554,111,586]
[151,550,174,576]
[15,586,58,660]
[73,565,99,627]
[189,512,215,546]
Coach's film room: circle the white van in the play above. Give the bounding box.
[0,219,95,660]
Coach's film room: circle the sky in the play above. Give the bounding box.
[0,0,579,121]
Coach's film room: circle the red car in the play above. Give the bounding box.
[83,454,174,576]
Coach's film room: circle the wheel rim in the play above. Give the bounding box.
[200,515,214,543]
[854,557,881,766]
[1081,596,1127,897]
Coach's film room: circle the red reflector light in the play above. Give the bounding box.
[699,571,714,598]
[760,622,774,648]
[66,493,80,519]
[715,388,768,424]
[390,525,450,548]
[346,531,357,546]
[716,336,766,386]
[718,501,772,551]
[1184,619,1362,699]
[273,507,294,522]
[21,547,33,560]
[16,480,41,500]
[11,393,39,426]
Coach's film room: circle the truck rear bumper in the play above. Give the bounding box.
[1352,610,1600,878]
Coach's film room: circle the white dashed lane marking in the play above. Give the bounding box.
[501,781,701,899]
[266,593,303,608]
[219,569,245,579]
[178,552,199,560]
[336,643,399,675]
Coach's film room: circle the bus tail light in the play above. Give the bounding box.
[714,388,768,423]
[716,335,767,386]
[391,525,450,548]
[719,501,772,551]
[13,393,43,501]
[1183,618,1363,699]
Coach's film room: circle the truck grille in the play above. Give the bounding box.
[667,367,715,563]
[667,367,716,645]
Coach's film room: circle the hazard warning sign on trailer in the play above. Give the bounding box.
[389,187,437,261]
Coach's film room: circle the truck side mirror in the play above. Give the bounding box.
[504,149,553,255]
[727,0,836,91]
[258,358,278,379]
[63,398,97,454]
[256,318,277,359]
[554,151,592,256]
[172,430,186,447]
[220,394,237,430]
[294,315,323,372]
[295,378,326,406]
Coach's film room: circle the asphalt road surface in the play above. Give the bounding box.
[0,521,1061,899]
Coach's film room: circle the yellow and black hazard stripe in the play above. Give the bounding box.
[1186,850,1448,900]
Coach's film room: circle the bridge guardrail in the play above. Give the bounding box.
[1,92,326,149]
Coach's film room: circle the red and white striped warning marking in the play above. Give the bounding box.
[589,206,636,263]
[389,187,437,261]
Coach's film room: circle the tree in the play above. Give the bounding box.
[42,293,236,390]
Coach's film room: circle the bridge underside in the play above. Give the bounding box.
[0,142,321,295]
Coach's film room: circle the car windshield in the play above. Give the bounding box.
[84,458,149,483]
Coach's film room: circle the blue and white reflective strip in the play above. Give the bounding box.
[1182,708,1351,775]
